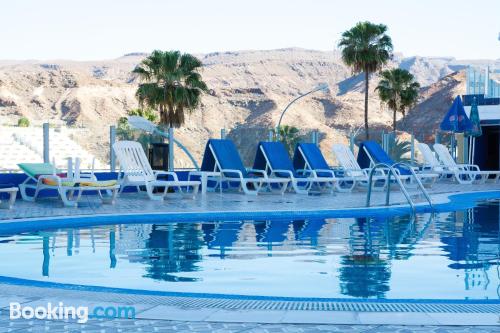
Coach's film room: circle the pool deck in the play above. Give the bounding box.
[0,182,499,331]
[1,182,499,223]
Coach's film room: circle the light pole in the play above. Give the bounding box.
[275,83,329,140]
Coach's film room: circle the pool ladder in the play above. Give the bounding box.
[366,162,433,214]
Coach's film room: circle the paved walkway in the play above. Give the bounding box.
[0,314,498,333]
[1,182,498,222]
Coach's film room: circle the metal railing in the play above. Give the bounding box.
[366,162,433,214]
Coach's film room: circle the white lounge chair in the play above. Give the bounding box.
[201,139,289,195]
[18,160,119,207]
[113,141,200,200]
[332,144,387,190]
[416,143,451,183]
[0,187,18,209]
[433,143,500,184]
[417,143,443,171]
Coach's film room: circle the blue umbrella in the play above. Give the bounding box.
[440,96,473,160]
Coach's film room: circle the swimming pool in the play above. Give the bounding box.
[0,200,498,300]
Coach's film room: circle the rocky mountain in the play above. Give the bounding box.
[0,48,492,167]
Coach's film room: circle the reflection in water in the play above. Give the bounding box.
[203,222,242,258]
[42,236,49,277]
[440,202,500,292]
[109,230,116,269]
[339,217,391,298]
[141,224,204,282]
[0,200,499,299]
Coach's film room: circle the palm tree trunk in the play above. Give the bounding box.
[364,71,370,139]
[393,109,396,132]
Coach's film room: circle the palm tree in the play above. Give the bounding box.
[338,22,393,139]
[274,125,301,155]
[133,50,208,127]
[388,138,411,162]
[127,108,158,123]
[376,68,420,131]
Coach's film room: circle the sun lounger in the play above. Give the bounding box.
[113,141,200,200]
[18,162,119,207]
[332,144,387,190]
[253,141,339,194]
[293,143,355,192]
[416,143,451,182]
[417,143,445,172]
[433,143,500,184]
[358,140,438,187]
[0,185,18,209]
[201,139,289,195]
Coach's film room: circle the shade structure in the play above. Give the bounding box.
[440,96,473,133]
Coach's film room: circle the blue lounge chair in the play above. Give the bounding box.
[253,141,337,194]
[357,140,438,186]
[201,139,289,195]
[293,143,356,192]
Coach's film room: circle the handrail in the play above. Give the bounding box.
[366,162,434,214]
[366,163,415,212]
[393,162,433,210]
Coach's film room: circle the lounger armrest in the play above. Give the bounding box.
[456,164,480,171]
[246,168,268,178]
[362,168,384,177]
[220,169,244,179]
[295,169,314,176]
[154,171,179,181]
[271,169,294,178]
[312,169,336,178]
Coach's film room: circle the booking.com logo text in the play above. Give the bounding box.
[8,302,136,323]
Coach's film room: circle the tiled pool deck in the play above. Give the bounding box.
[0,183,499,331]
[1,182,498,222]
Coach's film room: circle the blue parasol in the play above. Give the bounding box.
[440,96,473,160]
[465,97,482,164]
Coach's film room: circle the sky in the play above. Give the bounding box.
[1,0,499,61]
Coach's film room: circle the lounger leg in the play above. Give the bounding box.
[100,188,118,205]
[335,180,355,192]
[145,184,164,201]
[19,184,35,202]
[291,180,308,195]
[241,181,258,195]
[190,184,199,199]
[59,188,78,207]
[0,190,17,209]
[279,182,288,195]
[455,172,474,185]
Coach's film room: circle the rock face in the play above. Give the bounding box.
[0,48,490,167]
[398,71,466,142]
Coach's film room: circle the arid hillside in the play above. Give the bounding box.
[0,48,491,167]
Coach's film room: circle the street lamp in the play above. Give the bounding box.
[275,83,329,140]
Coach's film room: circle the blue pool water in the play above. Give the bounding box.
[0,201,499,300]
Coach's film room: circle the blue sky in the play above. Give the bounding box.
[2,0,499,60]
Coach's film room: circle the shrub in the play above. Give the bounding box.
[18,117,30,127]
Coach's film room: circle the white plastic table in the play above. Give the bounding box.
[187,171,221,196]
[0,187,18,209]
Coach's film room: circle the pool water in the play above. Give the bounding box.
[0,201,499,299]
